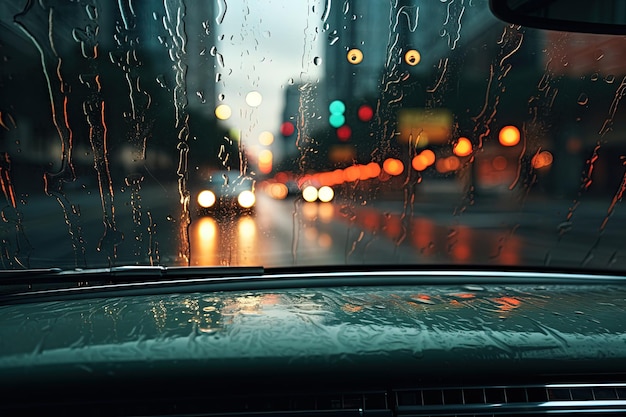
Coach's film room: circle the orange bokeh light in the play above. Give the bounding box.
[366,162,381,178]
[420,149,436,166]
[532,150,554,169]
[383,158,404,176]
[344,165,361,182]
[412,155,428,171]
[492,155,508,171]
[453,137,472,157]
[499,125,520,147]
[258,149,272,174]
[436,156,461,173]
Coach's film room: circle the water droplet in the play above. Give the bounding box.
[557,221,573,233]
[156,74,167,88]
[313,56,322,65]
[595,50,604,60]
[463,285,485,291]
[218,93,225,101]
[200,48,206,56]
[591,73,599,81]
[85,4,98,20]
[210,46,217,56]
[216,52,225,68]
[166,215,173,221]
[605,74,615,84]
[262,31,271,38]
[577,93,589,105]
[215,73,222,82]
[328,30,339,45]
[196,91,206,103]
[287,78,294,85]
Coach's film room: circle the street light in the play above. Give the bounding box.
[499,125,520,147]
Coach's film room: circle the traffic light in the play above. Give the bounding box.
[280,121,295,137]
[329,100,346,128]
[336,125,352,142]
[357,104,374,122]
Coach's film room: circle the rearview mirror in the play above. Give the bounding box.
[489,0,626,34]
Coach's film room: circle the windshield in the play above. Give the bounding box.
[1,0,625,271]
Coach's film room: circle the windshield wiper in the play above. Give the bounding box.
[0,265,264,286]
[0,266,263,303]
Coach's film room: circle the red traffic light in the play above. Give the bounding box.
[280,121,295,137]
[358,105,374,122]
[337,125,352,141]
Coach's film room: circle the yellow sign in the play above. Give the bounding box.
[397,109,452,145]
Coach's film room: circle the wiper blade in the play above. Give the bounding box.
[0,266,264,286]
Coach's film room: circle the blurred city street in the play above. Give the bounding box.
[13,181,626,271]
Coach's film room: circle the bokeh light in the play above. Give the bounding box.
[358,104,374,122]
[499,125,520,147]
[246,91,263,107]
[259,131,274,146]
[405,49,421,66]
[215,104,232,120]
[280,121,295,136]
[453,137,472,157]
[302,185,318,202]
[383,158,404,176]
[532,150,554,169]
[337,125,352,141]
[318,186,334,202]
[347,48,364,64]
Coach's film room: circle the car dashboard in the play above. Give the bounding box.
[1,270,626,416]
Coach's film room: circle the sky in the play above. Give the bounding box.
[212,0,326,155]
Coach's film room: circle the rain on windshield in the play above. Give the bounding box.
[1,0,626,271]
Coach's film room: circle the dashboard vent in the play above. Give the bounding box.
[7,383,626,416]
[394,383,626,416]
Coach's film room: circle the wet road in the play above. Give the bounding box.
[10,182,626,270]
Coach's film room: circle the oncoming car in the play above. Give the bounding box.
[194,171,256,216]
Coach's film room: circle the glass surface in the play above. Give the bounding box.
[1,0,626,271]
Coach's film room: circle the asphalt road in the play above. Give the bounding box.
[6,182,626,271]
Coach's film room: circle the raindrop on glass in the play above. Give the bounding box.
[313,56,322,65]
[577,93,588,105]
[156,74,167,88]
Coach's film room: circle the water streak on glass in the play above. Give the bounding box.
[13,2,85,267]
[163,0,191,264]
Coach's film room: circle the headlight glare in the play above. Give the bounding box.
[198,190,216,208]
[238,190,256,208]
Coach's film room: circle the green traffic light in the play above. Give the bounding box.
[329,100,346,114]
[329,114,345,128]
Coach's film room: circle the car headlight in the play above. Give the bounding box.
[237,190,255,208]
[197,190,216,208]
[302,185,318,202]
[317,186,334,202]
